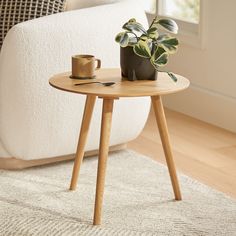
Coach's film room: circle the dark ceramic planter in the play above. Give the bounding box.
[120,46,157,81]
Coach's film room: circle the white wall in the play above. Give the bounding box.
[159,0,236,132]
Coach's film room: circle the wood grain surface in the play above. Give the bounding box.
[49,68,190,98]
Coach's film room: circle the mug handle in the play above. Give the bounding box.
[95,59,101,70]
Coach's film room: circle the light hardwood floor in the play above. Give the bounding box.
[128,108,236,199]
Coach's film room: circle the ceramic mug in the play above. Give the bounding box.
[71,55,101,79]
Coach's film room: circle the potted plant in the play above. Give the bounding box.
[115,17,179,81]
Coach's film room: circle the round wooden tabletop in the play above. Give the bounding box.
[49,68,190,98]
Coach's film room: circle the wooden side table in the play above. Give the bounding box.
[49,68,190,225]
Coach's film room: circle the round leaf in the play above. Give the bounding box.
[147,27,158,39]
[151,46,169,67]
[133,40,151,58]
[128,18,136,23]
[155,53,168,66]
[158,37,179,54]
[128,37,138,46]
[123,22,147,34]
[115,32,129,47]
[156,19,178,34]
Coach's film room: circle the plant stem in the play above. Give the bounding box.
[149,16,157,29]
[156,70,178,82]
[157,69,168,73]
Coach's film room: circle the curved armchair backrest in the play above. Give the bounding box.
[0,1,150,159]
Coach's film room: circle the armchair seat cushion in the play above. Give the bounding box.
[0,0,66,50]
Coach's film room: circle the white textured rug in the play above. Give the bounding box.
[0,150,236,236]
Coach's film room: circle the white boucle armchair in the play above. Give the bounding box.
[0,0,150,169]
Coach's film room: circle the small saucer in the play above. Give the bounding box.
[70,75,96,80]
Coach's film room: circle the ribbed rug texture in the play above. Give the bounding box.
[0,150,235,236]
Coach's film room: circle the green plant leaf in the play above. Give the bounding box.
[158,37,179,54]
[133,40,151,58]
[167,72,178,82]
[115,32,129,47]
[156,19,178,34]
[123,21,147,34]
[140,35,148,41]
[151,46,168,67]
[128,37,138,46]
[156,33,170,41]
[147,27,158,39]
[152,46,166,59]
[128,18,136,23]
[155,53,168,66]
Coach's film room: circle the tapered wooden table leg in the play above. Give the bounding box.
[151,96,182,200]
[70,95,96,190]
[93,98,114,225]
